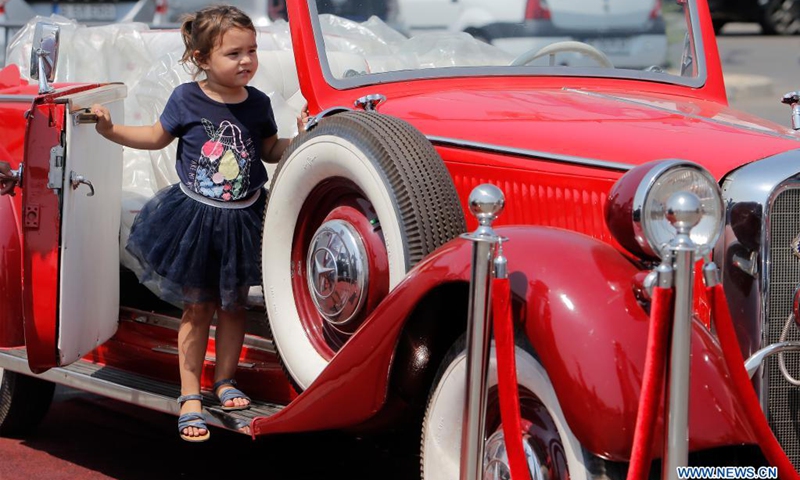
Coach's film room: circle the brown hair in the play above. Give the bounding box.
[180,5,256,78]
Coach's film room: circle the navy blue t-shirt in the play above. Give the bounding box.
[160,82,278,201]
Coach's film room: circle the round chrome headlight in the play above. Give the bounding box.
[606,160,724,259]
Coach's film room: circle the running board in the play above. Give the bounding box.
[0,348,284,433]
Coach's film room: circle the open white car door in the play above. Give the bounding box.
[22,84,125,372]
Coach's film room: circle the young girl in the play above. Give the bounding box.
[92,5,307,442]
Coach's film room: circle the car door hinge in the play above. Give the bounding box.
[48,144,64,191]
[354,94,386,111]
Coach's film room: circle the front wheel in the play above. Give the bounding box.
[0,368,55,437]
[421,338,589,480]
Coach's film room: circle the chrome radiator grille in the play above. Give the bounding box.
[767,187,800,470]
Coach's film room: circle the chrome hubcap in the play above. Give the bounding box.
[306,220,369,331]
[483,429,544,480]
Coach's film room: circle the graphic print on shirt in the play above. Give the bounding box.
[193,118,255,201]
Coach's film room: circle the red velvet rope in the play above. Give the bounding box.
[492,277,532,480]
[627,286,674,480]
[709,284,800,479]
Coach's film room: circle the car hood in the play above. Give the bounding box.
[384,86,800,179]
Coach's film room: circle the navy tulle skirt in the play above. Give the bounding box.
[126,183,266,311]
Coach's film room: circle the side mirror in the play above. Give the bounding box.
[29,22,60,94]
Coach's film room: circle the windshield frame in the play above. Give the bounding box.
[305,0,708,92]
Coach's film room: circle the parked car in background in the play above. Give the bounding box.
[4,0,152,24]
[709,0,800,34]
[2,0,800,478]
[1,0,273,26]
[394,0,668,68]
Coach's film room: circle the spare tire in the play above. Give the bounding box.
[262,111,466,390]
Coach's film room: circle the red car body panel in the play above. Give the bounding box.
[0,75,35,348]
[289,0,798,196]
[253,227,757,459]
[20,100,63,373]
[388,88,799,181]
[0,194,23,347]
[83,315,299,405]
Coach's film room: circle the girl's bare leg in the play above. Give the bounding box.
[214,308,249,409]
[178,301,216,439]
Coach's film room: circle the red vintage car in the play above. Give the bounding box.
[0,0,799,478]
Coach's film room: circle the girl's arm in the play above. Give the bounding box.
[262,134,292,164]
[262,106,310,164]
[91,104,174,150]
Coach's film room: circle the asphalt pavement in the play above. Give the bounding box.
[716,22,800,127]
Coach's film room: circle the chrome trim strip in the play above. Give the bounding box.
[715,148,800,409]
[0,349,190,418]
[427,135,633,172]
[0,95,36,103]
[0,349,280,433]
[745,341,800,378]
[566,88,800,142]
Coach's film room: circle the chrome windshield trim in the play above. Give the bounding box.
[715,148,800,409]
[309,0,707,91]
[427,135,634,172]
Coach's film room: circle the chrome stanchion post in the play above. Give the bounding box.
[35,49,54,94]
[460,184,505,480]
[662,191,703,480]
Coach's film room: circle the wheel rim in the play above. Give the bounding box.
[291,178,390,359]
[484,428,543,480]
[483,388,570,480]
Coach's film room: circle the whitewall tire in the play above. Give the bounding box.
[262,112,465,390]
[421,341,589,480]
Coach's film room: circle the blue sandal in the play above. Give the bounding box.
[177,394,210,442]
[213,379,251,411]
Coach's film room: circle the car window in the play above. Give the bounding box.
[311,0,699,85]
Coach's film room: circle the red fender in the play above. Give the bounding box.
[251,238,474,436]
[0,192,23,347]
[513,227,756,460]
[253,226,757,458]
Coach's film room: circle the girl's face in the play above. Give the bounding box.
[198,27,258,90]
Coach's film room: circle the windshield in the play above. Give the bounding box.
[307,0,701,87]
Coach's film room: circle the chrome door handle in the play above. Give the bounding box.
[73,110,99,125]
[70,171,94,196]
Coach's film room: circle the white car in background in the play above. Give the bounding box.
[1,0,273,26]
[395,0,669,69]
